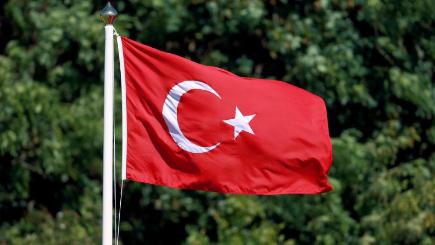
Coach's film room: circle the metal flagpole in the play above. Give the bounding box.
[100,2,117,245]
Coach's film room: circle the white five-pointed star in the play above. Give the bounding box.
[223,107,256,139]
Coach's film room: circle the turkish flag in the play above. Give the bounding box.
[119,36,332,195]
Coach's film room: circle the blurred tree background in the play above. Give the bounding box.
[0,0,434,244]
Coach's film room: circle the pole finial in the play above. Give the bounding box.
[100,2,118,25]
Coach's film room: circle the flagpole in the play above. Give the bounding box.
[100,2,117,245]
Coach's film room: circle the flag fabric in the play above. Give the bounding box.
[119,36,333,195]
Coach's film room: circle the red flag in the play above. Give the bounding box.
[119,36,332,195]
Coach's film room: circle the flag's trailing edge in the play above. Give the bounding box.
[116,35,127,180]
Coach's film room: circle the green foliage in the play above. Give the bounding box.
[0,0,434,244]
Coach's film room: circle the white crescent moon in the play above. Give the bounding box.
[162,80,221,153]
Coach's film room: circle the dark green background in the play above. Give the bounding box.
[0,0,434,244]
